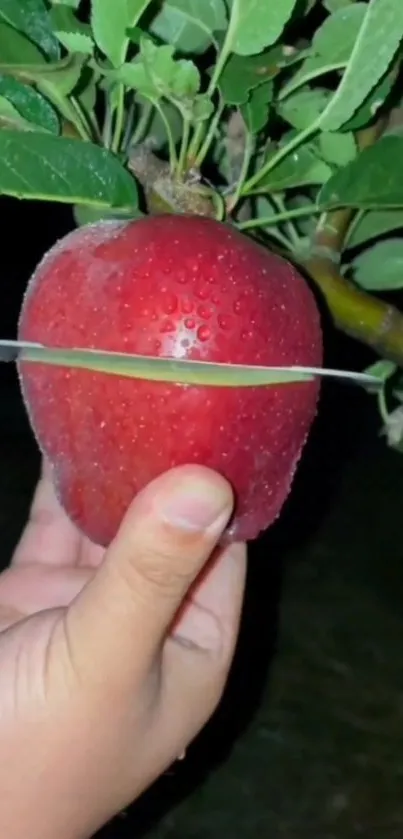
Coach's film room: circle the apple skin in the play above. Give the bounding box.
[17,214,322,546]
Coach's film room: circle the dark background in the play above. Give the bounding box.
[1,197,403,838]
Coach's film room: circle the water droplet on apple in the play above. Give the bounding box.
[154,339,162,351]
[217,314,231,330]
[184,317,196,330]
[161,293,178,315]
[197,304,213,320]
[181,298,193,314]
[233,299,242,314]
[160,319,176,334]
[196,286,209,300]
[197,325,210,342]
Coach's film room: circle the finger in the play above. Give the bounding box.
[0,563,92,617]
[64,465,234,690]
[155,542,247,760]
[11,459,82,568]
[171,540,247,656]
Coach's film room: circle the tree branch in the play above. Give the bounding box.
[303,118,403,366]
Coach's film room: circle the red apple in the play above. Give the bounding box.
[17,214,322,546]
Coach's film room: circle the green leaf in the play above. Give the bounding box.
[73,203,143,226]
[150,0,228,53]
[0,131,138,208]
[50,0,80,7]
[0,22,46,64]
[240,80,273,134]
[0,0,60,60]
[347,210,403,249]
[142,98,182,148]
[0,94,40,130]
[258,141,332,191]
[318,131,356,166]
[91,0,153,67]
[74,66,98,114]
[278,87,330,130]
[226,0,299,57]
[0,340,383,390]
[0,29,88,129]
[280,4,367,96]
[324,0,354,10]
[0,51,84,98]
[0,75,60,133]
[339,70,395,132]
[364,359,397,382]
[0,52,86,137]
[218,47,285,105]
[312,4,366,62]
[320,0,403,131]
[0,53,87,134]
[49,5,93,55]
[191,94,214,122]
[53,29,93,54]
[255,195,276,222]
[352,239,403,291]
[318,136,403,210]
[114,40,201,108]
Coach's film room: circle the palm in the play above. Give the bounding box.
[0,460,105,628]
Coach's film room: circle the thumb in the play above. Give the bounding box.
[65,465,234,689]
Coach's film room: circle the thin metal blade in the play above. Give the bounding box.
[0,339,383,390]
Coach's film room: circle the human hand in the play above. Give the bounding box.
[0,460,246,839]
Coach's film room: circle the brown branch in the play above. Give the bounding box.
[303,117,403,367]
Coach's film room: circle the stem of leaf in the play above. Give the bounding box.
[111,84,125,153]
[264,228,295,251]
[271,193,301,247]
[186,0,234,167]
[227,130,254,213]
[70,96,96,141]
[177,115,191,178]
[155,101,178,172]
[207,8,235,99]
[193,99,225,168]
[130,99,153,147]
[38,80,91,142]
[343,208,364,250]
[238,204,320,231]
[241,118,321,195]
[278,62,347,101]
[121,97,136,151]
[102,93,113,149]
[377,385,390,426]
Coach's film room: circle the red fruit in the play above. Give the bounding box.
[17,214,322,546]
